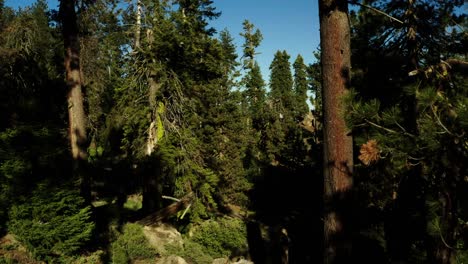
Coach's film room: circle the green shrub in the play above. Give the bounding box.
[0,257,18,264]
[8,183,94,262]
[178,240,213,264]
[189,217,248,258]
[111,223,158,264]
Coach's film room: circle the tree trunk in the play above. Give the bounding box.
[134,2,163,214]
[318,0,354,263]
[60,0,89,202]
[135,0,141,49]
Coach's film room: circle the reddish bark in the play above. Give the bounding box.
[319,0,354,262]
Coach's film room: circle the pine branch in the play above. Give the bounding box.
[409,58,468,77]
[364,119,416,138]
[348,0,404,24]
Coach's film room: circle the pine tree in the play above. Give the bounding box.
[269,50,294,113]
[60,0,90,202]
[347,0,467,262]
[240,20,263,70]
[240,19,266,125]
[293,54,309,121]
[318,0,353,262]
[239,20,268,176]
[265,50,295,165]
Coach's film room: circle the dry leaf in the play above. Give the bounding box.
[358,139,380,166]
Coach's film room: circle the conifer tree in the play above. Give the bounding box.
[239,20,268,174]
[293,54,309,121]
[269,50,294,113]
[60,0,90,202]
[347,0,467,262]
[265,50,295,165]
[318,0,353,262]
[240,19,266,122]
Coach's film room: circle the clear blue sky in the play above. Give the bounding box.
[5,0,320,83]
[210,0,320,82]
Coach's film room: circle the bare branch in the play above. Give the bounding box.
[431,106,454,136]
[409,58,468,77]
[348,0,404,24]
[161,195,181,202]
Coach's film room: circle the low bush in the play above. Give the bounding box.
[189,217,248,258]
[8,183,94,262]
[178,240,213,264]
[111,223,158,264]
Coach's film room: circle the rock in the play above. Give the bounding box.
[143,224,183,253]
[156,255,188,264]
[212,258,253,264]
[212,258,229,264]
[232,259,254,264]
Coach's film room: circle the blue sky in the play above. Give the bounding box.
[5,0,320,82]
[210,0,320,82]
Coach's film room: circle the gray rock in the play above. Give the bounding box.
[143,224,183,253]
[212,258,253,264]
[212,258,230,264]
[231,259,253,264]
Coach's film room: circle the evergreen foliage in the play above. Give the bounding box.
[0,0,466,262]
[189,217,248,258]
[347,0,467,261]
[8,184,94,262]
[293,55,309,121]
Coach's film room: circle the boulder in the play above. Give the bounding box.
[143,224,183,253]
[212,258,253,264]
[212,258,229,264]
[232,260,253,264]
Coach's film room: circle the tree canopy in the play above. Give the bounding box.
[0,0,466,263]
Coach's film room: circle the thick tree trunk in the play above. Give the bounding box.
[60,0,89,202]
[319,0,354,263]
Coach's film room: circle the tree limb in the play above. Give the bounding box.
[409,58,468,77]
[137,192,194,226]
[348,0,404,24]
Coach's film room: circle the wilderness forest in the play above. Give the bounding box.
[0,0,467,263]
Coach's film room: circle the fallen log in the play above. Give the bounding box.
[136,192,194,226]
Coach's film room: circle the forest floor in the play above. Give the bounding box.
[0,234,43,264]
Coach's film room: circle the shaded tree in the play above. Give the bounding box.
[318,0,353,262]
[59,0,89,201]
[347,0,467,262]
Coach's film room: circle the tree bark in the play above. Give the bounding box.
[60,0,89,202]
[319,0,354,263]
[135,0,141,49]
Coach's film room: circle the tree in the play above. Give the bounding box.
[60,0,89,201]
[239,20,268,175]
[269,50,294,113]
[265,50,295,165]
[240,19,266,121]
[346,0,467,262]
[293,55,309,121]
[318,0,353,262]
[240,19,263,70]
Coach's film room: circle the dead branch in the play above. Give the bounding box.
[136,192,194,226]
[348,0,404,24]
[409,58,468,77]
